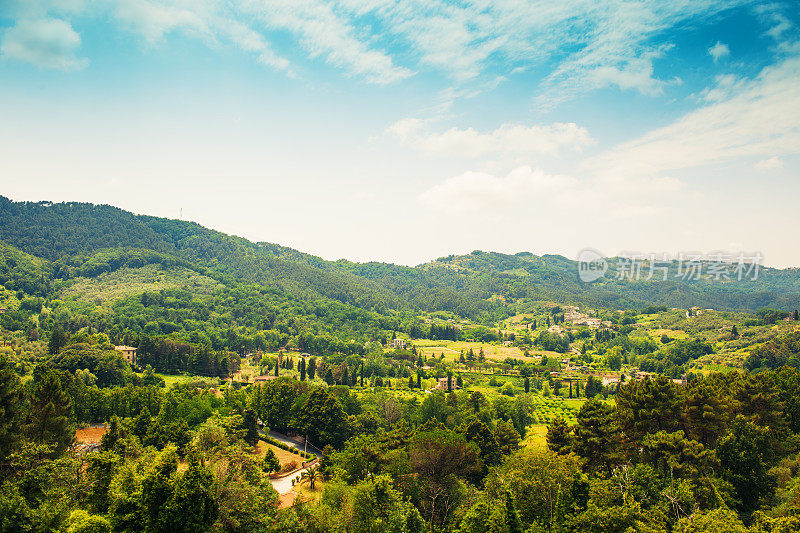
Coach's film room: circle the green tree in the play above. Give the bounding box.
[242,408,259,447]
[63,509,112,533]
[488,447,584,532]
[546,417,573,455]
[504,491,524,533]
[0,355,24,460]
[141,446,178,533]
[494,419,521,456]
[48,325,67,355]
[263,448,280,474]
[25,365,74,456]
[294,387,349,448]
[465,420,501,473]
[573,399,622,474]
[346,475,425,533]
[161,451,218,533]
[87,451,121,513]
[300,467,320,490]
[308,357,316,380]
[683,379,732,446]
[616,375,682,443]
[716,416,777,515]
[674,507,747,533]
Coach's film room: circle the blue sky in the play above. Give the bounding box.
[1,0,798,267]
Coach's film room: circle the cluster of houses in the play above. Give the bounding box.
[564,306,613,328]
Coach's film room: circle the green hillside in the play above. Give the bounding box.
[2,196,800,319]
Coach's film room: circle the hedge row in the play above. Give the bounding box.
[261,435,316,460]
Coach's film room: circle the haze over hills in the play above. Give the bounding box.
[1,195,799,317]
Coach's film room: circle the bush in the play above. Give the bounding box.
[279,460,299,474]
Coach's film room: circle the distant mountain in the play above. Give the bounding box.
[1,195,798,316]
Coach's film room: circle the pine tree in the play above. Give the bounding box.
[546,416,573,455]
[573,399,622,473]
[25,365,74,456]
[263,448,280,473]
[341,366,349,386]
[504,491,524,533]
[0,355,23,459]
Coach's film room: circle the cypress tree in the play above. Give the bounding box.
[360,365,364,387]
[409,375,415,388]
[48,325,66,355]
[299,358,306,381]
[456,374,463,388]
[524,377,530,393]
[308,358,316,380]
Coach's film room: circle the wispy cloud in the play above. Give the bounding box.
[0,18,87,70]
[0,0,762,99]
[588,53,800,178]
[754,156,784,171]
[387,120,596,158]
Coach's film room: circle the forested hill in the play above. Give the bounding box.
[1,195,799,315]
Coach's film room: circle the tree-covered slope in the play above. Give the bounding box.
[1,195,799,315]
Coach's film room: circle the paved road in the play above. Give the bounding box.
[270,469,307,494]
[266,430,323,456]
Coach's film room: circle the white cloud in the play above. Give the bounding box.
[237,0,412,85]
[708,41,730,62]
[384,117,427,139]
[112,0,210,45]
[418,164,684,220]
[754,156,784,171]
[388,121,596,158]
[589,54,800,178]
[418,166,576,213]
[1,0,760,98]
[0,18,87,70]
